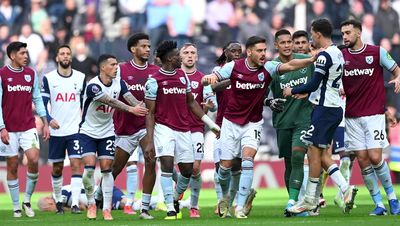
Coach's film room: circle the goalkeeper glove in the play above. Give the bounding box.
[264,98,286,112]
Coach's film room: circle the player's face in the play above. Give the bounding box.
[38,196,56,211]
[225,43,242,62]
[12,47,29,67]
[293,36,310,54]
[133,39,150,61]
[170,49,182,69]
[247,43,267,67]
[341,25,360,49]
[56,47,72,69]
[310,28,322,49]
[180,45,198,68]
[103,58,118,79]
[275,34,293,57]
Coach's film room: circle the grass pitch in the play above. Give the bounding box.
[0,186,399,226]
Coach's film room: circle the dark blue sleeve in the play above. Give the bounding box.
[120,80,129,96]
[41,77,53,121]
[86,83,104,100]
[292,51,332,94]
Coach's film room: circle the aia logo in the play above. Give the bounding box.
[55,93,77,102]
[96,104,113,113]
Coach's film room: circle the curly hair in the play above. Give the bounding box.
[156,40,177,63]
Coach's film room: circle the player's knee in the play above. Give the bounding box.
[192,167,200,176]
[369,155,383,166]
[291,151,305,166]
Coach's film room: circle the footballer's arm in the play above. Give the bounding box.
[33,72,50,140]
[97,94,148,116]
[144,99,156,161]
[211,80,231,92]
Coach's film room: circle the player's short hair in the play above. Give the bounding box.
[6,41,27,58]
[275,29,291,41]
[292,30,309,41]
[127,32,149,52]
[56,44,71,55]
[98,54,117,67]
[245,36,266,49]
[156,40,177,63]
[340,19,362,31]
[180,42,197,51]
[311,18,332,38]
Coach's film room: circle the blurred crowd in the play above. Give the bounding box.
[1,0,400,162]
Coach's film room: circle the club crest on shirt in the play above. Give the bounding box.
[24,74,31,82]
[365,56,373,64]
[180,77,186,84]
[300,68,307,74]
[92,85,100,93]
[191,81,199,89]
[258,72,264,81]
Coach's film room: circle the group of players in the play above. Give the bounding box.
[1,17,400,221]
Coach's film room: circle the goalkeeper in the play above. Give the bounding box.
[267,29,315,217]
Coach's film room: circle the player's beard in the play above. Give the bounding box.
[60,61,71,69]
[346,39,356,49]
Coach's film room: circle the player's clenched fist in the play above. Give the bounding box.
[201,74,218,85]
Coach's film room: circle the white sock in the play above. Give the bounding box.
[102,170,114,211]
[327,164,349,193]
[71,175,82,207]
[51,174,63,203]
[24,172,38,203]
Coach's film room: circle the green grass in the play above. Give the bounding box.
[1,186,399,226]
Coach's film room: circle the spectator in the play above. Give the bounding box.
[146,0,171,54]
[72,2,101,42]
[375,0,400,45]
[0,24,10,66]
[349,0,366,21]
[326,0,350,30]
[60,0,77,40]
[206,0,236,48]
[0,0,22,34]
[111,18,131,62]
[29,0,49,33]
[71,36,97,81]
[361,13,381,45]
[118,0,147,32]
[307,0,329,29]
[18,23,45,66]
[88,22,111,58]
[167,0,195,48]
[283,0,310,31]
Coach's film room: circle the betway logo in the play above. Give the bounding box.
[127,84,144,91]
[236,81,265,89]
[163,87,186,94]
[7,85,32,92]
[280,77,308,89]
[344,68,374,77]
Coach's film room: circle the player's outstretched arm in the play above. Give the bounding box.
[201,73,219,85]
[211,80,231,92]
[278,57,315,75]
[97,94,148,116]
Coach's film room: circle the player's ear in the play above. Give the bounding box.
[246,47,252,57]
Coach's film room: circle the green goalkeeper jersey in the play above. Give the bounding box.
[269,53,314,129]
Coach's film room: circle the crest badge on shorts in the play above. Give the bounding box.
[258,72,264,81]
[191,81,199,89]
[24,74,31,82]
[365,56,373,64]
[180,77,186,84]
